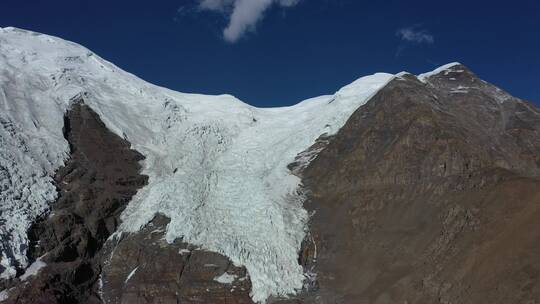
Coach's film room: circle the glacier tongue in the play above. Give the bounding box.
[0,27,394,302]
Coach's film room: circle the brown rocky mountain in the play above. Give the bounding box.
[300,64,540,303]
[1,60,539,303]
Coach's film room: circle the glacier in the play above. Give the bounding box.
[0,27,453,302]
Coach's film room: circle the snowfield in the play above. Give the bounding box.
[0,27,453,302]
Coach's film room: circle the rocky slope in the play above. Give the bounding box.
[0,28,539,304]
[300,64,540,303]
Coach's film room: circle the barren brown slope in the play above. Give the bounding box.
[300,65,540,303]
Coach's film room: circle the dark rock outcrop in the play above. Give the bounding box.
[100,214,254,304]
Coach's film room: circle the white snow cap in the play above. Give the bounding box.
[0,27,461,303]
[418,62,462,82]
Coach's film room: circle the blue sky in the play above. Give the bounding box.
[1,0,539,106]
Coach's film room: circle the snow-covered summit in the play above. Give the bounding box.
[418,62,462,82]
[0,27,458,302]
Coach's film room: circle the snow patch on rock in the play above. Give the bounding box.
[418,62,462,82]
[124,267,138,284]
[19,258,46,281]
[0,290,8,302]
[214,272,238,284]
[179,249,191,255]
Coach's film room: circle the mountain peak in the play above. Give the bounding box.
[418,62,465,82]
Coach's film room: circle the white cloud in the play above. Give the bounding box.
[199,0,234,12]
[396,26,434,44]
[197,0,301,42]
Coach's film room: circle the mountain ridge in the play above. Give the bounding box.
[0,27,538,303]
[300,69,540,302]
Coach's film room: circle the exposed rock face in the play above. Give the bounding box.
[0,102,148,303]
[300,65,540,303]
[100,214,254,304]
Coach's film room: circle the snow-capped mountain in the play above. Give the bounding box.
[1,27,539,304]
[0,27,393,302]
